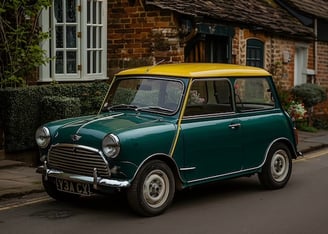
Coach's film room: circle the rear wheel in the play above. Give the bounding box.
[127,160,175,216]
[258,143,292,189]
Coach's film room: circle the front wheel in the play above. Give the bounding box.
[127,160,175,216]
[258,143,292,189]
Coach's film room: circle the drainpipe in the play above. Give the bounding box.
[314,18,318,84]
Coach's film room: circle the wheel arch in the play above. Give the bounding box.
[258,138,294,189]
[133,153,184,191]
[258,138,297,172]
[270,138,298,159]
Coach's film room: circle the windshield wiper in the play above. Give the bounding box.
[136,106,173,113]
[107,104,138,111]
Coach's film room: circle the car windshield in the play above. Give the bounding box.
[102,77,184,114]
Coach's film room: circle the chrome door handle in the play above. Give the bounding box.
[229,123,241,129]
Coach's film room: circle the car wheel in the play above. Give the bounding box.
[258,143,292,189]
[42,176,80,201]
[127,160,175,216]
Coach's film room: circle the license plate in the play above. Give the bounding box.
[56,179,91,196]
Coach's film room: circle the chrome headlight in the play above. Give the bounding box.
[35,126,51,148]
[102,134,120,158]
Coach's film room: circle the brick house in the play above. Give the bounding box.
[37,0,327,113]
[276,0,328,114]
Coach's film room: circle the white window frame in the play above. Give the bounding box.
[294,43,308,86]
[39,0,107,82]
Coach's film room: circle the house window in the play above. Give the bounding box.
[40,0,107,82]
[246,39,264,68]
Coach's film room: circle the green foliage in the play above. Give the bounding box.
[313,115,328,130]
[291,83,327,108]
[40,96,81,124]
[0,82,108,152]
[0,0,51,88]
[276,87,292,110]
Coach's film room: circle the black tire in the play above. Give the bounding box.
[42,176,80,201]
[258,143,292,189]
[127,160,175,216]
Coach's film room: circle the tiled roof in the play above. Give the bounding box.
[145,0,313,38]
[283,0,328,19]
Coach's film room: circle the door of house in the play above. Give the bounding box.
[185,35,230,63]
[294,45,308,85]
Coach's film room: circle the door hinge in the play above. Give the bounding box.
[77,32,81,38]
[78,5,81,12]
[78,65,82,71]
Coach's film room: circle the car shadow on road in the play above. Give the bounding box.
[173,175,263,206]
[48,175,264,217]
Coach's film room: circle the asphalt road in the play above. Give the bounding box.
[1,149,328,234]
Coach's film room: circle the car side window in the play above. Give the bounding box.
[184,79,233,116]
[234,78,275,112]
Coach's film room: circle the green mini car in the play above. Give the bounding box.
[36,63,299,216]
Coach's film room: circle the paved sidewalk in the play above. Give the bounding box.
[0,130,327,200]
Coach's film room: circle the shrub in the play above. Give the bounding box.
[291,83,327,108]
[313,115,328,130]
[40,96,81,124]
[0,82,108,152]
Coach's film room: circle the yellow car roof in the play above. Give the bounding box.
[116,63,271,78]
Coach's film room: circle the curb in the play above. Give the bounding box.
[0,160,26,169]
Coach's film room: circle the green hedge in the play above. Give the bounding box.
[0,82,108,152]
[40,96,81,124]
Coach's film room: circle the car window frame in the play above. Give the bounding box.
[103,75,186,116]
[183,78,236,119]
[233,76,277,113]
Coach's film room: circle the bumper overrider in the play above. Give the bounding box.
[36,161,131,192]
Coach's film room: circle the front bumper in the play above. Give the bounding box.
[36,161,131,190]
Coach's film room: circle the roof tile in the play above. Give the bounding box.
[145,0,313,38]
[284,0,328,19]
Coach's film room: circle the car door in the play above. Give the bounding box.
[180,79,243,182]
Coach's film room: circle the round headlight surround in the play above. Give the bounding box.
[102,134,120,158]
[35,126,51,149]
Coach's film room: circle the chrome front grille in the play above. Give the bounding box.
[48,144,110,177]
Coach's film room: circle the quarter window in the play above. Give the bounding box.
[234,78,275,111]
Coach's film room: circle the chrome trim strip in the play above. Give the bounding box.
[179,167,196,171]
[76,113,124,134]
[51,143,101,153]
[37,166,130,188]
[187,168,258,184]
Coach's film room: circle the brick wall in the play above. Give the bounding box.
[317,42,328,87]
[107,0,183,78]
[314,41,328,114]
[108,1,328,115]
[233,28,297,89]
